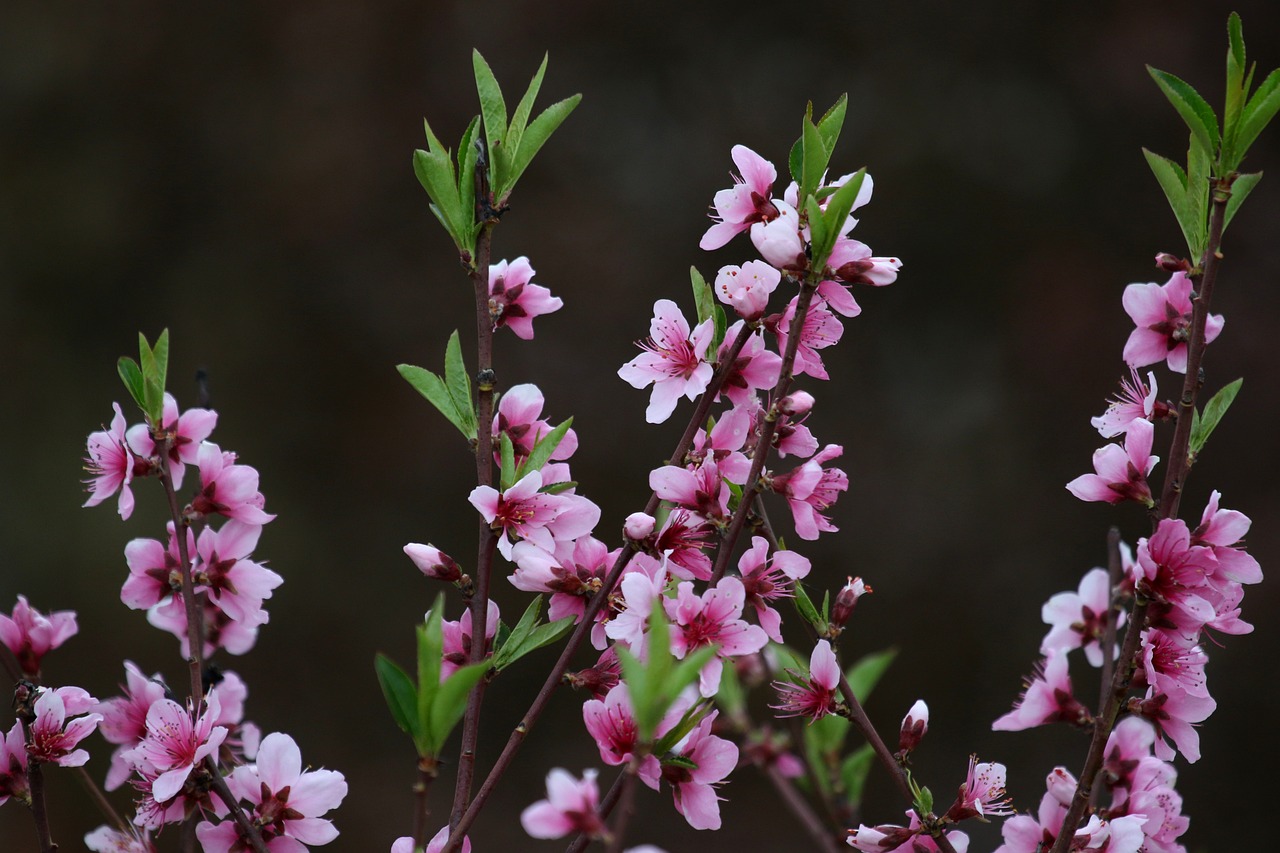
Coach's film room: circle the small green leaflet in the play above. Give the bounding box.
[1190,378,1242,457]
[397,330,478,441]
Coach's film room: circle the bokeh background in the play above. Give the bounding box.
[3,1,1278,850]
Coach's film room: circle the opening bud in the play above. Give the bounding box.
[623,511,657,541]
[403,543,462,583]
[1155,252,1190,273]
[898,699,929,756]
[831,576,870,629]
[778,391,815,418]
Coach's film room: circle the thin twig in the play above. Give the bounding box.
[603,759,640,853]
[28,759,57,852]
[155,435,205,706]
[74,766,131,833]
[205,755,270,853]
[411,756,441,847]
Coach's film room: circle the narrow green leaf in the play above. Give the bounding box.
[501,94,582,203]
[472,50,508,186]
[397,364,471,439]
[1190,377,1243,457]
[416,602,445,749]
[839,743,875,810]
[518,417,573,479]
[493,619,512,655]
[792,584,823,631]
[653,704,712,756]
[711,305,727,359]
[1223,12,1247,167]
[491,596,542,670]
[503,616,575,669]
[805,195,830,267]
[443,331,476,439]
[691,266,714,326]
[916,785,934,816]
[426,662,489,756]
[814,94,849,161]
[499,431,517,491]
[456,115,482,249]
[507,53,549,163]
[413,146,465,248]
[540,480,578,494]
[151,329,170,406]
[616,646,654,737]
[820,589,831,622]
[815,168,866,270]
[1143,148,1201,259]
[1148,66,1221,158]
[1224,171,1262,233]
[375,654,419,738]
[787,102,813,184]
[845,647,898,702]
[1237,68,1280,163]
[800,118,829,203]
[1186,133,1211,259]
[117,357,146,412]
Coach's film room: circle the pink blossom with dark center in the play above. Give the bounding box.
[770,295,843,380]
[650,455,730,522]
[193,521,283,626]
[125,393,217,491]
[653,509,715,581]
[700,145,780,251]
[992,650,1090,731]
[469,469,601,560]
[603,563,669,653]
[98,661,168,790]
[1133,684,1216,763]
[0,720,30,806]
[770,444,849,540]
[1122,272,1224,372]
[771,639,840,722]
[1120,757,1189,851]
[750,200,806,270]
[1138,628,1208,699]
[1091,368,1166,438]
[487,257,562,340]
[441,600,499,680]
[736,536,811,642]
[665,577,769,697]
[126,693,227,802]
[190,443,275,525]
[639,710,738,831]
[715,322,782,407]
[1191,490,1262,587]
[1065,418,1158,506]
[618,299,715,424]
[26,686,102,767]
[945,755,1014,821]
[492,383,578,464]
[511,537,617,625]
[1040,567,1124,667]
[582,683,641,767]
[83,402,139,519]
[714,260,780,320]
[824,236,901,288]
[1102,717,1156,794]
[0,595,78,678]
[147,595,259,659]
[1133,519,1217,629]
[520,768,606,840]
[120,523,195,612]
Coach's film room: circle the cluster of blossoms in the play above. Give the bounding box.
[992,258,1263,852]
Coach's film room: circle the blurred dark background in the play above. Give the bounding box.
[3,1,1278,850]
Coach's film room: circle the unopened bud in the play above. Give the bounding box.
[898,699,929,755]
[1155,252,1190,273]
[1046,767,1077,807]
[403,543,462,583]
[624,511,656,541]
[831,576,870,628]
[778,391,815,417]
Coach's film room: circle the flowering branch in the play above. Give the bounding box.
[155,434,205,706]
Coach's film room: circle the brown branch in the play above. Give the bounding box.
[154,435,205,706]
[411,756,441,847]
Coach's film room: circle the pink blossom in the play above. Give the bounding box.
[512,537,616,626]
[639,710,738,831]
[98,661,168,790]
[566,645,621,700]
[736,536,811,642]
[26,686,103,767]
[945,755,1014,821]
[120,523,196,612]
[487,257,562,339]
[520,767,606,840]
[619,299,716,424]
[1102,717,1156,792]
[771,639,840,721]
[197,731,347,852]
[666,578,769,697]
[714,260,780,320]
[125,392,217,490]
[992,650,1090,731]
[1040,567,1123,667]
[84,825,155,852]
[1091,368,1165,438]
[83,402,139,519]
[716,322,782,407]
[1134,685,1216,763]
[849,810,969,852]
[650,455,730,522]
[1121,758,1189,852]
[700,145,780,250]
[770,444,849,540]
[582,683,641,767]
[604,565,669,653]
[1122,272,1224,372]
[1192,490,1262,586]
[771,295,843,380]
[831,576,870,629]
[0,720,30,806]
[493,383,578,463]
[652,509,714,581]
[441,600,500,680]
[1134,519,1216,629]
[190,443,275,525]
[193,521,282,626]
[1066,418,1158,506]
[0,595,78,677]
[127,693,227,802]
[469,469,600,560]
[750,200,806,270]
[624,511,656,540]
[825,237,901,287]
[412,826,471,853]
[147,595,259,658]
[404,543,463,583]
[1139,628,1208,698]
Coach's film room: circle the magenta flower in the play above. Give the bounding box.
[736,536,811,642]
[771,639,841,722]
[649,455,730,522]
[1122,271,1224,372]
[1139,627,1208,701]
[1040,567,1124,667]
[493,383,578,463]
[1134,519,1216,629]
[0,595,78,678]
[126,693,227,802]
[197,731,347,852]
[771,295,843,380]
[469,469,600,560]
[441,600,499,680]
[583,683,641,767]
[83,402,139,519]
[97,661,168,790]
[716,322,782,407]
[1065,418,1158,506]
[194,521,283,626]
[520,768,606,840]
[714,260,780,320]
[992,650,1090,731]
[665,577,769,697]
[404,543,463,583]
[618,299,715,424]
[125,392,217,490]
[699,145,780,250]
[945,755,1014,821]
[26,686,102,767]
[1091,368,1165,438]
[0,720,30,806]
[120,523,195,611]
[653,509,715,581]
[1134,685,1216,763]
[770,444,849,540]
[191,443,275,525]
[487,257,562,340]
[511,537,616,625]
[639,710,738,831]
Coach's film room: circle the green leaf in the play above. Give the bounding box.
[845,647,898,703]
[1237,68,1280,165]
[375,653,419,738]
[1186,133,1211,259]
[518,417,573,479]
[500,94,582,203]
[916,784,934,816]
[151,329,170,406]
[800,117,829,204]
[1143,148,1202,260]
[416,601,445,750]
[138,333,164,425]
[654,704,712,756]
[1148,66,1221,159]
[711,304,727,357]
[117,356,146,412]
[413,141,466,250]
[792,583,823,632]
[1224,171,1262,233]
[398,364,471,439]
[491,596,542,670]
[509,615,574,663]
[1223,12,1247,168]
[814,168,867,270]
[787,102,811,184]
[839,743,875,810]
[443,331,476,439]
[691,266,714,326]
[456,115,481,245]
[814,94,848,162]
[499,431,517,491]
[805,195,829,267]
[714,653,745,717]
[1190,377,1243,457]
[507,54,549,158]
[425,662,489,756]
[472,50,508,187]
[539,480,578,494]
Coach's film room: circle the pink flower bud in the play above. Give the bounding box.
[404,543,462,583]
[778,391,815,417]
[1154,252,1189,273]
[898,699,928,755]
[623,512,656,541]
[831,576,870,628]
[1046,767,1077,807]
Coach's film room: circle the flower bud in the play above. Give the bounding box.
[623,512,656,541]
[778,391,815,418]
[1046,767,1077,807]
[898,699,929,755]
[831,576,870,629]
[403,543,462,583]
[1155,252,1190,273]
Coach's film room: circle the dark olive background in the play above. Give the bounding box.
[3,2,1278,850]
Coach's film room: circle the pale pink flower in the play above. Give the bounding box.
[0,720,30,806]
[716,322,782,407]
[736,536,811,642]
[83,402,139,519]
[27,686,102,767]
[98,662,168,790]
[197,731,346,852]
[404,543,463,583]
[412,826,471,853]
[583,683,640,767]
[1091,368,1165,438]
[125,392,217,491]
[1134,684,1216,763]
[147,595,259,659]
[849,810,969,852]
[191,443,275,525]
[604,564,669,653]
[127,693,227,802]
[771,639,840,721]
[992,650,1089,731]
[441,600,500,680]
[1040,567,1124,667]
[1102,717,1157,792]
[750,200,806,270]
[512,537,616,625]
[1066,418,1158,505]
[825,237,901,287]
[0,595,78,677]
[639,710,738,831]
[771,295,843,380]
[649,455,730,522]
[193,521,282,626]
[624,511,657,540]
[1122,272,1224,372]
[714,260,780,320]
[120,522,195,612]
[700,145,780,250]
[770,444,849,539]
[488,257,562,340]
[618,299,715,423]
[1121,758,1188,852]
[493,383,578,463]
[84,825,155,852]
[1192,490,1262,586]
[521,768,606,840]
[666,577,769,697]
[469,469,600,560]
[945,755,1014,821]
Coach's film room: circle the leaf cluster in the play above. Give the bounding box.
[117,329,170,427]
